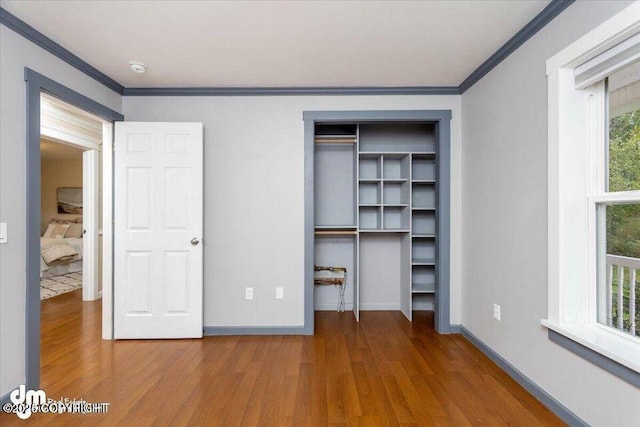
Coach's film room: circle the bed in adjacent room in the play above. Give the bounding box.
[40,218,84,298]
[40,236,83,278]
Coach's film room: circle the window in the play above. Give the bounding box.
[545,2,640,380]
[595,66,640,339]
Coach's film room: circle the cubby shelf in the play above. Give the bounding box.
[412,183,436,210]
[412,154,436,182]
[412,287,435,294]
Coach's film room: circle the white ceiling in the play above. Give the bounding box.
[1,0,550,88]
[40,139,83,160]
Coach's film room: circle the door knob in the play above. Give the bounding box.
[191,237,200,246]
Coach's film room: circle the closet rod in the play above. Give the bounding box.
[314,230,357,235]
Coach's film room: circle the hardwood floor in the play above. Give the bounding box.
[1,290,564,426]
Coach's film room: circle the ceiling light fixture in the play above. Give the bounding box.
[129,62,146,73]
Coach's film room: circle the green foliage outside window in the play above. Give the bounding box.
[607,110,640,258]
[607,109,640,336]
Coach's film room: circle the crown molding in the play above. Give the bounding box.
[459,0,575,93]
[122,86,460,96]
[0,7,125,94]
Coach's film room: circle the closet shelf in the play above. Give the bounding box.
[360,229,410,233]
[412,288,435,294]
[315,230,357,236]
[359,151,436,156]
[412,258,436,265]
[315,135,356,145]
[315,224,357,235]
[315,225,357,230]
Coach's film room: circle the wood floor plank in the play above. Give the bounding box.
[0,293,565,426]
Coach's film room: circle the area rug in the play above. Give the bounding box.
[41,272,82,300]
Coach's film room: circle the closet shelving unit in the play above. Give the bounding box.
[314,122,438,321]
[410,153,437,295]
[358,153,411,232]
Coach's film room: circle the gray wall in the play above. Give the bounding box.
[123,95,462,328]
[9,3,636,422]
[0,24,122,397]
[461,1,640,425]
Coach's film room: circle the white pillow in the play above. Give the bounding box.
[43,222,70,238]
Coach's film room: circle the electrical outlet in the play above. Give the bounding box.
[276,287,284,300]
[0,223,6,244]
[493,303,501,321]
[245,287,253,300]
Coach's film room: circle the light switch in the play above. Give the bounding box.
[0,222,7,244]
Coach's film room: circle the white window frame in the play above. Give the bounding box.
[544,1,640,375]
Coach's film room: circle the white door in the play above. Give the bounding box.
[114,122,203,339]
[82,149,99,301]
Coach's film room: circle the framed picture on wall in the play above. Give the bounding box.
[57,187,83,214]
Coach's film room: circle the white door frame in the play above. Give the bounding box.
[82,149,100,301]
[102,123,114,339]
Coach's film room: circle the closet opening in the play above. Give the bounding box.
[305,111,451,334]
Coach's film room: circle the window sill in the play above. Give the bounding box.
[542,320,640,388]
